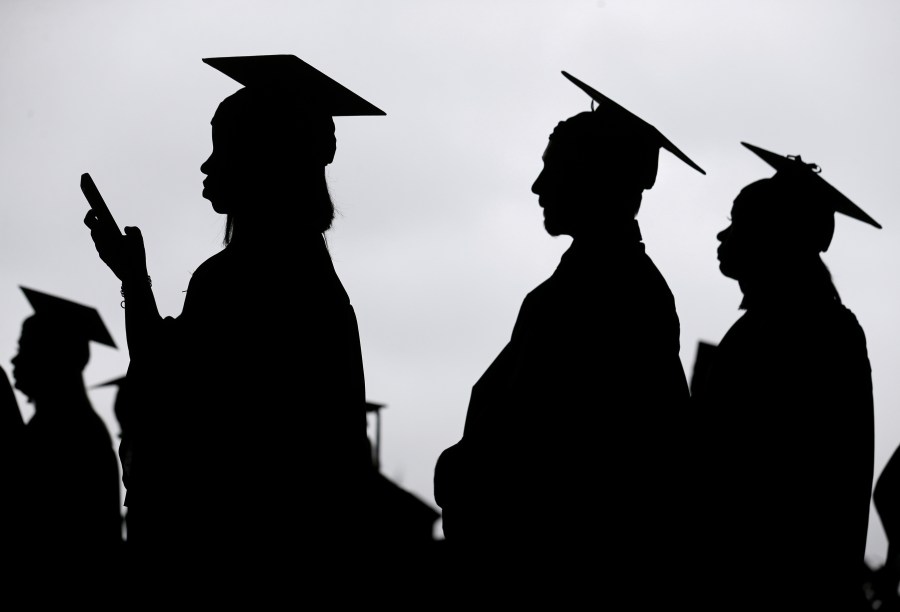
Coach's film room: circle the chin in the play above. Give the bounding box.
[209,200,231,215]
[543,217,570,237]
[718,262,739,280]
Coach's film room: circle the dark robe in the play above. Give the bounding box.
[123,235,370,586]
[17,399,123,565]
[434,221,690,596]
[690,282,874,610]
[0,366,24,546]
[871,444,900,609]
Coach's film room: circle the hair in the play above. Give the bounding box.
[214,86,338,246]
[736,176,836,253]
[223,172,335,246]
[550,111,660,191]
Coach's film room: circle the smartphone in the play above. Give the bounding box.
[80,172,123,237]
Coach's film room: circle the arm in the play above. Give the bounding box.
[83,212,162,358]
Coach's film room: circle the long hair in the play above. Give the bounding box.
[222,169,335,246]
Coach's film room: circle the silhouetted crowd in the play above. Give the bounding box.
[3,55,897,608]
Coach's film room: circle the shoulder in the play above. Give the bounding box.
[633,250,677,303]
[181,249,233,314]
[824,302,870,353]
[188,249,231,288]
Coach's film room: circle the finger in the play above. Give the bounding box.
[124,226,145,245]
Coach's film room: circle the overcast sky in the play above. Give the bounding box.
[2,0,899,565]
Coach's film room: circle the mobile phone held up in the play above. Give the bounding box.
[80,173,123,237]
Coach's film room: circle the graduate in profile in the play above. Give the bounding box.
[8,288,123,577]
[691,142,879,610]
[83,55,382,590]
[433,71,704,599]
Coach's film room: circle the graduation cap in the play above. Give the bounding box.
[741,142,881,229]
[20,287,116,349]
[203,54,385,116]
[561,71,706,177]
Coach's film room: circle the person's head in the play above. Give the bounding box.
[531,71,705,239]
[200,86,337,238]
[11,288,116,403]
[199,55,386,244]
[718,143,882,286]
[12,316,89,402]
[531,110,660,237]
[717,176,832,282]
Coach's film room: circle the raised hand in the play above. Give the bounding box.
[84,212,149,283]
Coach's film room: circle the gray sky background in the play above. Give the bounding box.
[2,0,899,565]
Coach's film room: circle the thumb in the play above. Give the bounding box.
[123,225,144,245]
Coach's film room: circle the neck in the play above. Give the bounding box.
[228,214,325,248]
[738,257,838,309]
[32,372,91,416]
[570,218,642,246]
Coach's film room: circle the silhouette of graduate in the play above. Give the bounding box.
[83,55,382,589]
[433,71,704,597]
[8,287,123,575]
[691,143,878,610]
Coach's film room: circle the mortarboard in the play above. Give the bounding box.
[741,142,881,229]
[203,54,385,117]
[20,287,116,348]
[561,71,706,176]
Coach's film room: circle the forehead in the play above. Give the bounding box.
[541,136,585,166]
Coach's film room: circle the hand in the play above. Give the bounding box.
[83,212,149,283]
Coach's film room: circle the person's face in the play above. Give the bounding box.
[200,118,249,216]
[716,191,773,281]
[11,319,41,401]
[200,110,320,217]
[531,140,596,237]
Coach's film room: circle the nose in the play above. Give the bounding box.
[200,153,213,176]
[531,170,544,196]
[717,225,731,243]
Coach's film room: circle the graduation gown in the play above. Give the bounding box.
[124,234,370,576]
[691,284,874,609]
[18,401,122,562]
[435,221,690,590]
